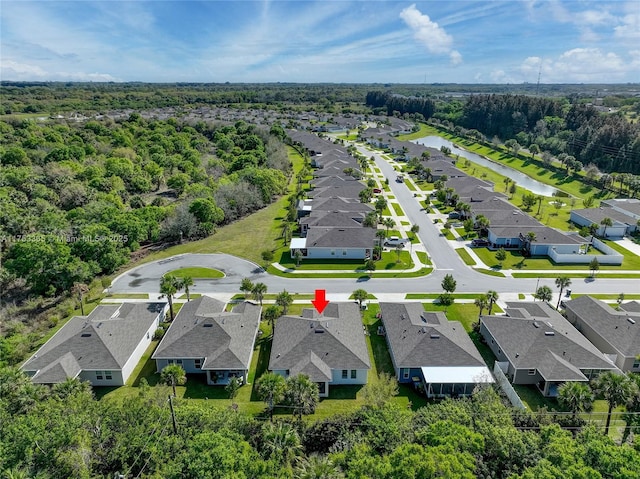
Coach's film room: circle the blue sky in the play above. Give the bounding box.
[1,1,639,83]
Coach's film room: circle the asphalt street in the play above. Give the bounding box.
[110,146,639,298]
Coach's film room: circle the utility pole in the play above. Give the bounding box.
[168,395,178,435]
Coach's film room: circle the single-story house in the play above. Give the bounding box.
[564,296,640,372]
[379,302,493,398]
[22,302,168,386]
[269,303,370,397]
[601,198,640,221]
[290,227,376,260]
[153,297,261,385]
[570,207,637,237]
[480,301,618,397]
[299,211,365,237]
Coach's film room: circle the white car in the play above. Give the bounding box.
[383,236,408,247]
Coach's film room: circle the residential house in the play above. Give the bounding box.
[22,302,168,386]
[564,296,640,372]
[570,206,637,237]
[299,211,365,237]
[480,302,618,397]
[269,303,371,397]
[153,297,261,385]
[379,302,493,398]
[290,227,376,260]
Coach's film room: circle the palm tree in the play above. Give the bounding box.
[557,381,594,419]
[251,282,267,306]
[600,217,613,238]
[179,276,194,302]
[160,275,181,321]
[382,217,395,236]
[486,290,499,315]
[536,195,544,216]
[534,285,553,303]
[256,372,287,420]
[261,421,303,464]
[295,454,344,479]
[589,257,600,278]
[474,295,489,319]
[275,290,293,315]
[555,276,571,309]
[286,374,319,420]
[593,371,636,435]
[161,363,186,397]
[352,289,368,309]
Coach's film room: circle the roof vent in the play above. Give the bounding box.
[203,323,213,328]
[81,333,92,337]
[532,322,540,328]
[401,314,406,320]
[430,334,440,339]
[544,331,555,336]
[315,328,325,334]
[628,318,636,324]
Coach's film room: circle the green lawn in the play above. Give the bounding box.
[456,228,478,240]
[274,250,413,272]
[455,248,477,266]
[405,181,417,192]
[168,267,225,278]
[406,293,483,300]
[421,302,503,332]
[512,272,640,279]
[474,268,506,277]
[416,251,432,265]
[104,293,150,299]
[473,247,638,272]
[391,203,404,216]
[441,229,455,240]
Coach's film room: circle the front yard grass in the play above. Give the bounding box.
[441,229,455,240]
[416,251,432,265]
[455,248,477,266]
[391,203,404,216]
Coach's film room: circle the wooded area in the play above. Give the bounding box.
[1,367,639,479]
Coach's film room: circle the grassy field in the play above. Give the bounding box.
[168,267,225,278]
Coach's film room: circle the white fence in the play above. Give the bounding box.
[548,238,623,265]
[493,361,526,410]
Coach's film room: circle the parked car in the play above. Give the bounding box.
[373,188,382,193]
[383,236,408,247]
[395,175,404,183]
[471,239,490,247]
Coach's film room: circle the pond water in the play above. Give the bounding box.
[413,136,561,197]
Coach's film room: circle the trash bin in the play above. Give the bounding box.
[566,289,572,297]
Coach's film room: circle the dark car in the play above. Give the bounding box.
[471,239,490,247]
[373,188,382,193]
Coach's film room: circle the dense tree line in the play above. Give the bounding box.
[366,91,436,119]
[455,94,640,175]
[1,367,639,478]
[0,116,290,297]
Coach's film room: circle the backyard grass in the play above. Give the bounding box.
[168,267,225,278]
[421,302,505,332]
[455,248,477,266]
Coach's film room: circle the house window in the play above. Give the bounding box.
[168,359,175,364]
[403,368,410,379]
[96,371,103,380]
[105,371,112,380]
[528,369,536,376]
[498,349,502,355]
[633,360,640,370]
[342,250,347,256]
[331,250,336,256]
[176,359,183,365]
[342,369,348,379]
[194,359,202,370]
[351,370,357,379]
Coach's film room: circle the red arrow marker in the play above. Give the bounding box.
[311,289,329,314]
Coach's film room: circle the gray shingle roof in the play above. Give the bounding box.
[300,211,365,229]
[153,297,261,370]
[482,302,617,381]
[269,303,370,381]
[571,207,636,225]
[601,198,640,216]
[22,302,166,383]
[311,197,374,214]
[305,227,376,249]
[565,296,640,357]
[380,303,485,369]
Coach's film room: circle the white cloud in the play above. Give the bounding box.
[1,60,118,82]
[614,13,640,42]
[520,48,640,83]
[400,4,462,62]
